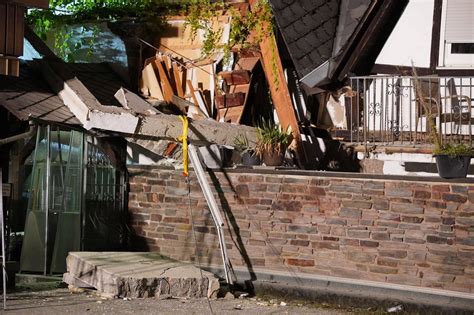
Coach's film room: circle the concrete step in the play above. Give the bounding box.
[63,252,220,299]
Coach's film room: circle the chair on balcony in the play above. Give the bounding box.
[414,77,472,140]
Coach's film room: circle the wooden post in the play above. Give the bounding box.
[249,0,306,167]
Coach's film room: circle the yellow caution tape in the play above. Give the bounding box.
[178,115,189,177]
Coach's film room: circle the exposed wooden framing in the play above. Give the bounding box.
[186,80,199,105]
[430,0,443,71]
[0,59,7,76]
[141,63,164,100]
[154,57,174,103]
[250,0,305,166]
[172,62,185,97]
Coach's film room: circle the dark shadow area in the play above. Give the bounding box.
[207,169,257,282]
[405,161,474,175]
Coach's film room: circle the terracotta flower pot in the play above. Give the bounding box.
[263,150,284,166]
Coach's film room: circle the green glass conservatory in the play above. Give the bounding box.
[19,124,127,274]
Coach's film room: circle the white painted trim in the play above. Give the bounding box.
[438,0,448,67]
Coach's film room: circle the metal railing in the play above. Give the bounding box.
[332,76,473,148]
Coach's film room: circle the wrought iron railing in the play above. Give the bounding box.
[332,76,473,148]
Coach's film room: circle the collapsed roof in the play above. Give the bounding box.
[269,0,409,88]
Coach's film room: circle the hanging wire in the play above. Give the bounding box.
[136,37,214,76]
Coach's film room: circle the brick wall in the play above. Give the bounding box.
[128,167,474,293]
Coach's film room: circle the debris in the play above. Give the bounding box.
[280,301,287,306]
[223,292,235,300]
[68,284,85,293]
[233,304,243,310]
[157,294,173,300]
[387,305,403,313]
[238,292,249,299]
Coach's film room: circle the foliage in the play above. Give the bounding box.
[184,0,275,60]
[255,119,292,158]
[26,0,184,61]
[233,134,254,154]
[412,66,473,157]
[27,0,281,86]
[433,143,473,157]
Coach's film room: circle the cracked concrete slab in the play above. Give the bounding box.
[63,252,220,299]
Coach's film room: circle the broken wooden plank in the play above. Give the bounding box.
[186,80,209,118]
[114,87,160,116]
[249,0,306,167]
[141,62,165,100]
[155,57,174,103]
[172,62,185,98]
[163,142,179,157]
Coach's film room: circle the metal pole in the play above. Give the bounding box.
[0,169,6,309]
[188,144,233,285]
[81,137,88,251]
[44,125,51,275]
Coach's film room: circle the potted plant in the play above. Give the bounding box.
[233,134,261,166]
[255,120,292,166]
[413,67,472,178]
[434,143,472,179]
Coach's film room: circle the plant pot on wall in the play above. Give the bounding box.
[435,155,471,179]
[262,150,285,166]
[242,151,261,166]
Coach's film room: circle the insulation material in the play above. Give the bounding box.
[326,95,347,129]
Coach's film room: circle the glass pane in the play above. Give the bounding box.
[27,126,48,213]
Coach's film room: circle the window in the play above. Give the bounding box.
[439,0,474,68]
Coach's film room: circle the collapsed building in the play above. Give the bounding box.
[1,0,473,307]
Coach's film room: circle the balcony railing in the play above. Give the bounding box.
[332,76,473,149]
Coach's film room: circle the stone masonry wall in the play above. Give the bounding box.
[128,167,474,293]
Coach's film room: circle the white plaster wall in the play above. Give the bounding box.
[359,152,474,177]
[375,0,434,68]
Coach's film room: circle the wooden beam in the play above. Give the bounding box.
[172,62,185,97]
[249,1,306,166]
[155,57,174,103]
[141,62,164,100]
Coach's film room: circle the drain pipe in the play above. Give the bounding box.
[188,144,234,285]
[0,124,37,146]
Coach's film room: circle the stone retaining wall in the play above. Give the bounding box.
[128,167,474,293]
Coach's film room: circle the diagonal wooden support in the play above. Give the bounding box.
[249,0,307,167]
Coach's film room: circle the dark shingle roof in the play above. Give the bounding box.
[270,0,408,88]
[66,63,126,107]
[0,62,80,124]
[270,0,341,78]
[0,60,129,125]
